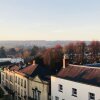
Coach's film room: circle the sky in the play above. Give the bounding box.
[0,0,100,41]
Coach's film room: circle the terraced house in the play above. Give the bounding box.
[1,61,50,100]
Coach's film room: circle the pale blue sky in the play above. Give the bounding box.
[0,0,100,40]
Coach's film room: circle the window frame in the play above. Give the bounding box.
[89,92,95,100]
[2,74,4,80]
[18,77,20,85]
[21,79,23,86]
[24,80,26,88]
[15,76,17,83]
[55,96,59,100]
[58,84,63,92]
[72,88,77,97]
[6,73,7,79]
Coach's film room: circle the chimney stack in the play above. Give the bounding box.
[32,60,36,65]
[63,54,69,68]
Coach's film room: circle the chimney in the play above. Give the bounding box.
[63,54,69,68]
[32,60,36,65]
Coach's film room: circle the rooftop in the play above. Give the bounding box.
[9,65,20,71]
[57,64,100,87]
[19,64,37,76]
[84,63,100,67]
[3,63,49,82]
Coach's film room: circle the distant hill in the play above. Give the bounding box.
[0,40,91,48]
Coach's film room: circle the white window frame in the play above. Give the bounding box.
[89,92,95,100]
[58,84,63,92]
[72,88,77,97]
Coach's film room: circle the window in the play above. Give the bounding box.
[18,78,20,85]
[10,75,12,82]
[58,84,63,92]
[24,91,27,100]
[15,85,17,91]
[1,81,4,86]
[10,84,13,90]
[6,73,7,79]
[21,89,23,97]
[72,88,77,97]
[89,93,95,100]
[15,76,17,83]
[18,87,20,95]
[55,96,59,100]
[21,79,23,86]
[2,74,4,80]
[10,75,11,81]
[5,80,7,86]
[32,88,41,100]
[24,80,26,88]
[6,81,8,87]
[24,91,26,96]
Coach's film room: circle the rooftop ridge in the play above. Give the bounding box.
[69,64,100,70]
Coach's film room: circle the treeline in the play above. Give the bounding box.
[63,41,100,64]
[38,41,100,73]
[0,46,45,58]
[0,41,100,72]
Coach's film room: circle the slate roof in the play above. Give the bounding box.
[57,64,100,87]
[0,61,12,67]
[85,63,100,67]
[4,62,50,81]
[9,65,20,71]
[18,64,50,81]
[19,64,37,76]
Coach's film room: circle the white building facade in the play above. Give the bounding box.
[51,76,100,100]
[0,66,27,100]
[1,62,50,100]
[14,72,28,100]
[51,54,100,100]
[29,76,49,100]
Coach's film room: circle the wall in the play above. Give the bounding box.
[51,76,100,100]
[1,68,49,100]
[29,76,49,100]
[1,69,15,91]
[1,69,28,100]
[14,73,28,99]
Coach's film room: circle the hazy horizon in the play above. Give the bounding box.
[0,0,100,41]
[0,40,100,42]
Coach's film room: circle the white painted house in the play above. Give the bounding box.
[51,54,100,100]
